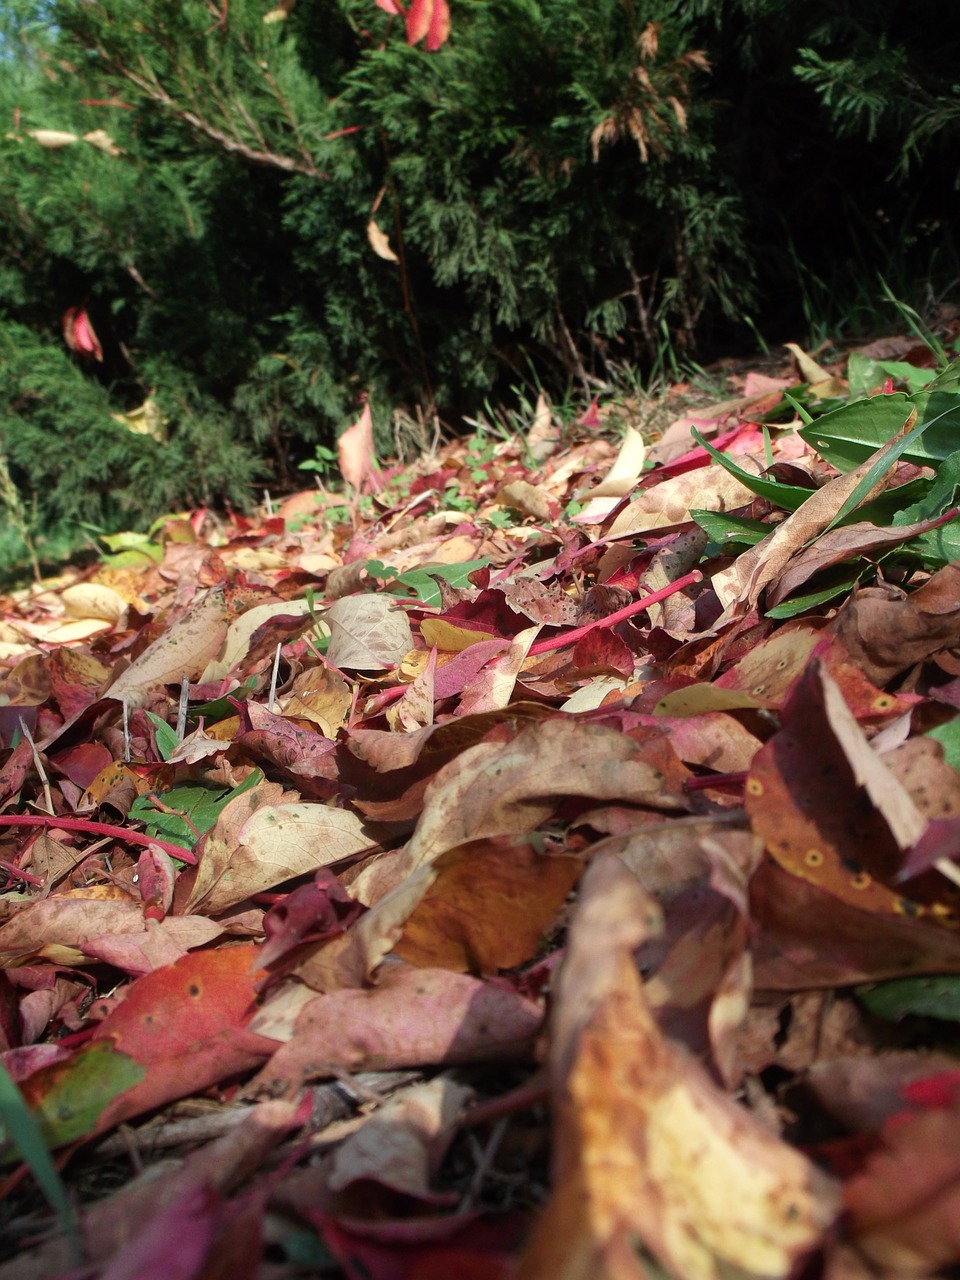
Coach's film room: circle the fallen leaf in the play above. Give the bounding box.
[367,219,400,262]
[108,587,230,705]
[248,964,543,1096]
[339,400,380,491]
[845,1095,960,1273]
[326,1075,473,1198]
[185,796,375,916]
[713,414,915,613]
[325,593,414,670]
[830,561,960,684]
[515,854,839,1280]
[393,836,582,973]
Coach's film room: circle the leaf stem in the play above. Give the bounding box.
[0,815,198,865]
[528,569,703,656]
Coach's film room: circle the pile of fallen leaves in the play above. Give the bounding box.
[2,330,960,1279]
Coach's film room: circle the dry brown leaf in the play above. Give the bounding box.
[247,963,543,1096]
[326,1075,473,1196]
[766,514,953,608]
[402,716,686,872]
[393,836,582,973]
[107,587,230,705]
[324,592,413,670]
[185,788,374,915]
[515,854,839,1280]
[608,465,757,536]
[830,562,960,684]
[338,400,379,490]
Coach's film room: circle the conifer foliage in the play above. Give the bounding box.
[0,0,957,571]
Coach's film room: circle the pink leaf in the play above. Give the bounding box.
[425,0,451,50]
[338,400,381,492]
[62,306,103,361]
[406,0,450,48]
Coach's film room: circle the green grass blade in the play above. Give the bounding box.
[0,1061,83,1265]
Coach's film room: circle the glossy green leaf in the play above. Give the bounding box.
[145,710,179,761]
[764,568,863,619]
[689,429,814,511]
[365,557,490,608]
[857,975,960,1022]
[690,509,769,549]
[847,352,936,397]
[187,675,258,725]
[800,391,960,472]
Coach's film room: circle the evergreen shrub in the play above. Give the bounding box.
[0,0,957,572]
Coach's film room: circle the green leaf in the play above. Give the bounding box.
[144,710,179,761]
[689,429,815,512]
[908,520,960,569]
[855,477,935,525]
[887,451,960,568]
[800,391,960,472]
[764,568,863,619]
[364,558,489,608]
[129,771,263,852]
[188,675,258,725]
[821,406,928,533]
[690,509,769,549]
[857,975,960,1022]
[846,352,936,397]
[894,451,960,526]
[926,716,960,773]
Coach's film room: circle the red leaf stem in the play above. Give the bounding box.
[528,569,703,656]
[0,815,198,865]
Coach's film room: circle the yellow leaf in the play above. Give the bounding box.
[27,129,78,148]
[420,618,495,651]
[367,220,399,262]
[83,129,122,156]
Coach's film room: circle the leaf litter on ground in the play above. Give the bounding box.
[3,333,960,1277]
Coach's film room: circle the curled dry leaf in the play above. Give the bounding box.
[366,219,399,262]
[338,399,380,491]
[393,716,686,879]
[27,128,78,147]
[830,561,960,685]
[516,854,839,1280]
[324,591,414,670]
[608,463,757,536]
[326,1074,473,1198]
[185,797,375,916]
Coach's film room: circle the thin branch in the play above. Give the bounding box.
[113,58,327,179]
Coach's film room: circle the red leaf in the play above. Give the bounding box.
[259,870,366,969]
[88,944,278,1131]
